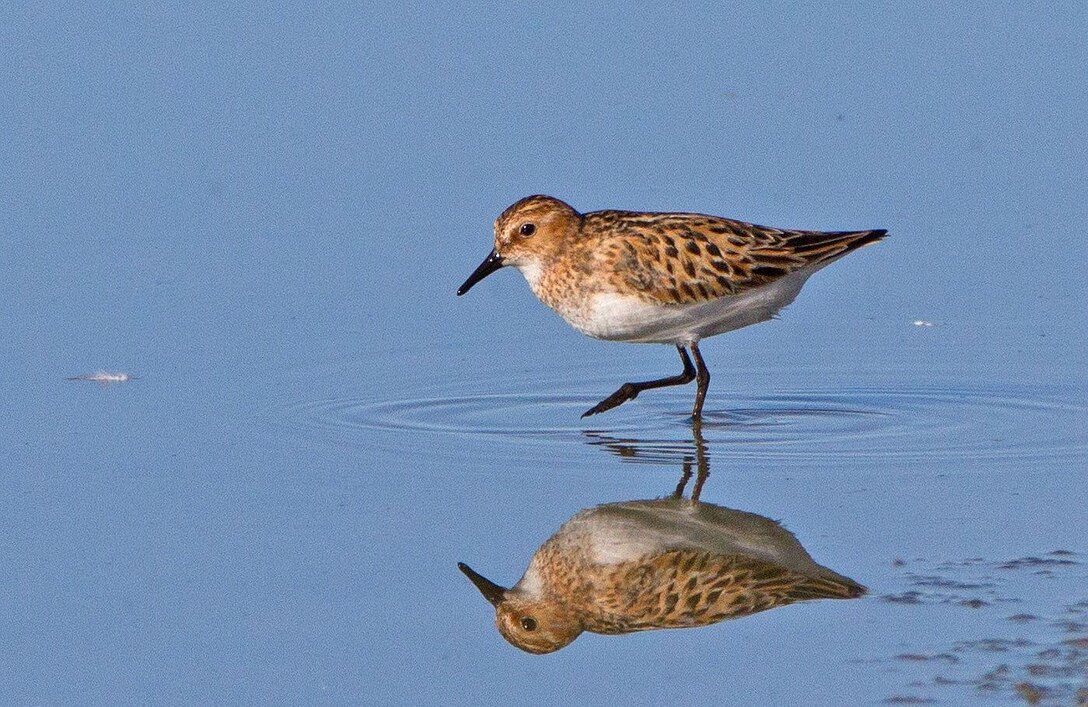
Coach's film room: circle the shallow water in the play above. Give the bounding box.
[3,2,1087,705]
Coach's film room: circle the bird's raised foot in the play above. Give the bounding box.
[581,383,640,418]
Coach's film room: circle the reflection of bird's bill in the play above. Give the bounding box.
[457,562,506,606]
[457,249,505,296]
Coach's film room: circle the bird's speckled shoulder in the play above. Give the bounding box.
[579,209,885,306]
[585,548,864,634]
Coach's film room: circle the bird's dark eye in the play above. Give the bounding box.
[519,223,536,237]
[520,617,537,631]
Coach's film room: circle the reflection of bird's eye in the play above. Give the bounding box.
[520,617,537,631]
[519,223,536,237]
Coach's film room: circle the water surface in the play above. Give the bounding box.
[2,2,1086,704]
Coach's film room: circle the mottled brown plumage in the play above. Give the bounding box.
[458,498,865,654]
[588,551,862,633]
[458,195,886,418]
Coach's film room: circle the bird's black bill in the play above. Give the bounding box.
[457,249,505,296]
[457,562,506,606]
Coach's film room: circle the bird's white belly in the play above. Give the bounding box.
[570,269,815,344]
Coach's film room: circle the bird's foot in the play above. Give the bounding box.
[581,383,639,418]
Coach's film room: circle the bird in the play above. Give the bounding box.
[458,497,865,654]
[457,195,885,418]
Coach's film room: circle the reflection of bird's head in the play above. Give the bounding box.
[494,593,583,654]
[458,562,583,654]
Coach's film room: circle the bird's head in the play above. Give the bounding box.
[457,195,582,295]
[458,561,583,654]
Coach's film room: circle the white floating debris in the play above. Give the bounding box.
[67,371,137,386]
[912,320,934,327]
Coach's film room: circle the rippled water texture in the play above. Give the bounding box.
[280,379,1088,465]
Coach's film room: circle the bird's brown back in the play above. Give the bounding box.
[583,549,866,634]
[577,210,886,306]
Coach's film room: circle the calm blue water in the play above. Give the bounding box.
[2,2,1086,704]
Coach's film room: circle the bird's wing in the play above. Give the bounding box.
[590,211,886,306]
[590,550,865,633]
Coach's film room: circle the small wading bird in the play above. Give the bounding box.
[458,497,865,654]
[458,195,885,418]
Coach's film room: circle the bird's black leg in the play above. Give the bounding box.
[582,345,697,418]
[690,342,711,419]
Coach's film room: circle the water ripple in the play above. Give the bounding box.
[273,379,1088,465]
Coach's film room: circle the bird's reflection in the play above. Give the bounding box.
[459,420,865,654]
